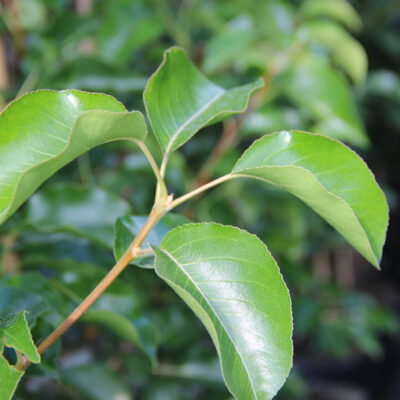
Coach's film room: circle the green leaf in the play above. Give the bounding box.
[0,311,40,363]
[203,17,257,74]
[232,130,388,267]
[299,21,368,84]
[0,89,147,225]
[0,285,51,327]
[26,183,131,247]
[61,364,133,400]
[144,47,263,154]
[281,55,369,147]
[154,223,293,400]
[83,310,158,365]
[0,353,24,400]
[114,213,190,267]
[300,0,362,32]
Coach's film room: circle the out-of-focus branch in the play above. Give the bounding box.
[0,35,10,91]
[75,0,93,16]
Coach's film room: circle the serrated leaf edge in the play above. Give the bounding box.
[1,311,40,364]
[155,222,293,400]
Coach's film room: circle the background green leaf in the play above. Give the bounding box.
[83,310,158,365]
[279,55,368,147]
[26,183,131,247]
[299,20,368,84]
[154,223,293,400]
[61,364,133,400]
[300,0,363,31]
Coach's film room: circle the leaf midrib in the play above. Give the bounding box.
[158,247,258,400]
[164,90,224,155]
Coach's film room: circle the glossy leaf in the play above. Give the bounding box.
[281,55,368,147]
[299,21,367,84]
[27,183,131,247]
[232,130,388,267]
[154,223,293,400]
[300,0,362,32]
[114,213,189,266]
[144,47,263,154]
[0,311,40,363]
[0,89,147,225]
[0,352,24,400]
[83,310,158,365]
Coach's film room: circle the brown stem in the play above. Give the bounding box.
[17,201,169,371]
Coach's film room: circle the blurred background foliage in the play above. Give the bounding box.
[0,0,399,399]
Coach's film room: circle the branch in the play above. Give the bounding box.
[169,174,233,210]
[135,141,168,202]
[17,201,167,371]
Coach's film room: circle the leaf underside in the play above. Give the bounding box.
[0,89,147,225]
[232,130,388,267]
[154,223,293,400]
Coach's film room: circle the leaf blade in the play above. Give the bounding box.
[1,311,40,363]
[0,90,147,225]
[154,223,293,400]
[144,46,263,154]
[232,130,388,267]
[0,354,24,400]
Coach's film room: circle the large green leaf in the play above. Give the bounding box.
[0,89,147,225]
[144,47,263,154]
[232,130,388,267]
[0,311,40,363]
[27,183,131,247]
[154,223,293,400]
[281,55,368,147]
